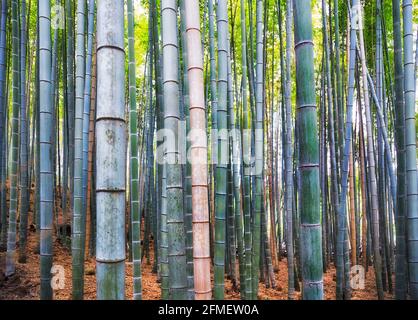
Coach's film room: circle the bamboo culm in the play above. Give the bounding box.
[402,0,418,299]
[293,0,324,300]
[392,0,407,300]
[251,0,264,300]
[6,0,20,277]
[214,0,229,300]
[127,0,142,300]
[184,0,212,299]
[18,0,29,264]
[284,0,295,300]
[39,0,53,300]
[161,0,188,300]
[72,0,86,300]
[96,0,126,300]
[0,0,7,252]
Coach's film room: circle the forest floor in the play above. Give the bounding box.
[0,183,394,300]
[0,225,394,300]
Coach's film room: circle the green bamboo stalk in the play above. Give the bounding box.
[127,0,142,300]
[375,0,388,293]
[214,0,229,300]
[333,0,344,162]
[241,0,253,300]
[251,0,264,300]
[320,56,328,270]
[160,161,169,299]
[226,36,237,289]
[63,0,74,246]
[81,0,95,263]
[284,0,295,300]
[277,0,287,266]
[227,23,245,297]
[18,0,29,264]
[293,0,323,300]
[208,0,218,169]
[0,0,6,253]
[151,0,163,283]
[392,0,407,299]
[321,0,343,299]
[150,0,161,277]
[336,0,358,301]
[161,0,187,300]
[87,44,97,257]
[65,0,75,234]
[143,34,155,266]
[62,26,69,243]
[5,0,20,277]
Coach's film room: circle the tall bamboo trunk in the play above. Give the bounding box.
[251,0,264,300]
[284,0,295,300]
[72,0,86,300]
[39,0,53,300]
[62,0,73,246]
[402,0,418,299]
[228,27,245,296]
[392,0,407,300]
[6,0,20,277]
[0,0,7,252]
[293,0,323,300]
[81,0,95,259]
[96,0,126,300]
[18,0,29,264]
[65,0,75,234]
[160,162,169,299]
[333,0,343,163]
[214,0,229,300]
[184,0,212,300]
[226,36,237,288]
[86,42,96,257]
[335,0,358,299]
[241,0,253,300]
[127,0,142,300]
[208,0,218,172]
[161,0,188,300]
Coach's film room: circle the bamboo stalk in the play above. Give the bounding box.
[184,0,212,300]
[39,0,53,300]
[293,0,323,300]
[72,0,87,300]
[127,0,142,300]
[402,0,418,299]
[6,0,20,278]
[96,0,126,300]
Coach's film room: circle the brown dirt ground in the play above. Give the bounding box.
[0,225,394,300]
[0,182,394,300]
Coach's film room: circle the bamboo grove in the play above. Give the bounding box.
[0,0,417,301]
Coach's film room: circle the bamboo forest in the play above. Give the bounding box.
[0,0,417,302]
